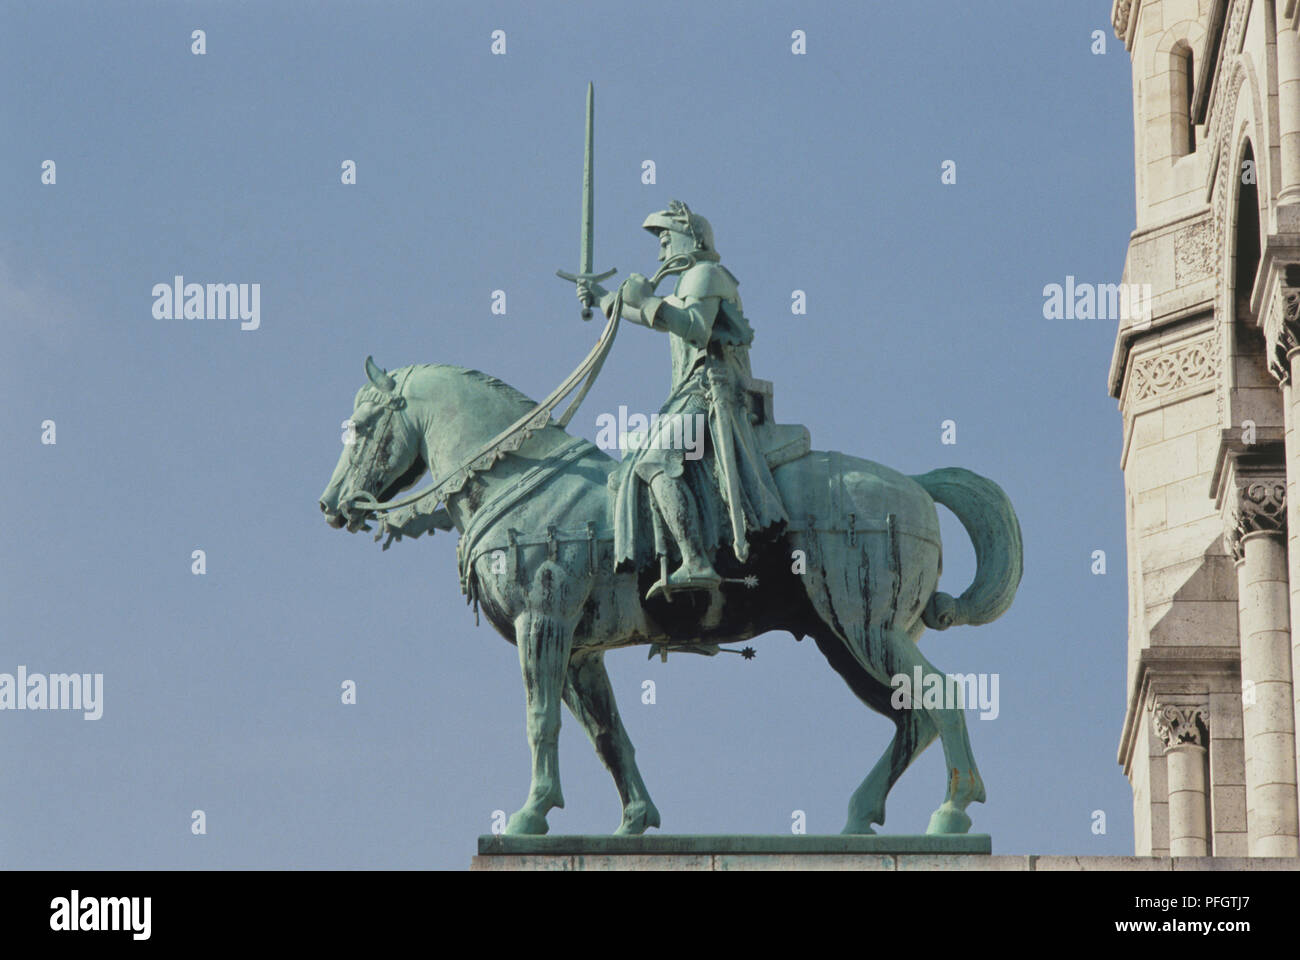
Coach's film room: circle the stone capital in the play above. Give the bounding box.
[1150,699,1209,750]
[1265,281,1300,385]
[1225,480,1287,561]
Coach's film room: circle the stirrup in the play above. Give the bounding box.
[645,571,722,603]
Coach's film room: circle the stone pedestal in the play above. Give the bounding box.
[470,834,1300,871]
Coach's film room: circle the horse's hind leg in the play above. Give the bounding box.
[812,629,937,834]
[881,629,986,834]
[504,607,575,836]
[563,649,661,835]
[846,708,938,834]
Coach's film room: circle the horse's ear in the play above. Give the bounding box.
[365,355,396,392]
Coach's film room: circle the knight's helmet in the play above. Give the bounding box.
[642,199,715,253]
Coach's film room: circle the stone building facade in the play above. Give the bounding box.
[1111,0,1300,856]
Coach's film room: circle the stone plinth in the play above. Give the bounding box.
[474,834,990,871]
[471,836,1300,871]
[478,833,992,856]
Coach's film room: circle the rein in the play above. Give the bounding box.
[346,253,695,517]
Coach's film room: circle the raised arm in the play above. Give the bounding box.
[578,272,721,348]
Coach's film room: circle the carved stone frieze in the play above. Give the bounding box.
[1173,220,1216,285]
[1128,330,1219,407]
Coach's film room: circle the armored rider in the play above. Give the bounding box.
[578,200,788,599]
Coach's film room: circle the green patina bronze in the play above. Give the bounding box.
[318,86,1023,840]
[477,834,993,856]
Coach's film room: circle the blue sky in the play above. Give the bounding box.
[0,1,1136,867]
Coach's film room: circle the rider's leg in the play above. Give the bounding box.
[646,469,720,587]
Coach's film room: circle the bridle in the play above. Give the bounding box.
[342,367,418,517]
[343,252,697,520]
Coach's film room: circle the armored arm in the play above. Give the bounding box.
[638,296,719,348]
[622,260,738,346]
[592,284,719,346]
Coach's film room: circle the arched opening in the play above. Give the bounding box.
[1234,141,1261,322]
[1171,43,1196,157]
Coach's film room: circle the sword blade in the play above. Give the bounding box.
[580,81,594,279]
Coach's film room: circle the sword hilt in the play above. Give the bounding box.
[556,267,618,320]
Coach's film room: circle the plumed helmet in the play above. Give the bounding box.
[642,199,714,252]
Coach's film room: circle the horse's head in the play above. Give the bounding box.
[319,356,428,532]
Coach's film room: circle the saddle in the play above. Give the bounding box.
[606,374,809,498]
[741,376,810,469]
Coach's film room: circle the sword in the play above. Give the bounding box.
[556,82,616,320]
[347,87,670,520]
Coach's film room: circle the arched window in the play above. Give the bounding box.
[1234,141,1261,321]
[1171,43,1196,157]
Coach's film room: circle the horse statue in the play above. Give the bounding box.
[318,357,1023,837]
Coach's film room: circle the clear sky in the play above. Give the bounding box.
[0,1,1137,867]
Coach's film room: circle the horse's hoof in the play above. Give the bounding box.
[504,808,550,836]
[840,822,878,835]
[925,804,972,835]
[614,800,661,835]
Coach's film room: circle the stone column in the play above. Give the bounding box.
[1266,286,1300,823]
[1227,479,1300,855]
[1152,701,1210,856]
[1279,3,1300,211]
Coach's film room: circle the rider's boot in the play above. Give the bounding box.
[645,472,722,601]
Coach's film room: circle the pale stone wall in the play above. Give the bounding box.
[1113,0,1300,857]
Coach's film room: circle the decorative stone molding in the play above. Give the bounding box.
[1128,329,1219,406]
[1216,320,1229,427]
[1211,63,1249,275]
[1225,480,1287,560]
[1150,700,1209,749]
[1228,0,1250,46]
[1207,1,1253,159]
[1112,0,1134,39]
[1208,5,1255,257]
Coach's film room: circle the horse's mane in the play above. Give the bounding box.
[406,363,538,411]
[355,363,540,425]
[413,361,616,460]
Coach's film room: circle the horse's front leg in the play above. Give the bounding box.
[505,563,580,836]
[563,649,660,835]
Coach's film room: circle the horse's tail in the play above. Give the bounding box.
[910,467,1023,631]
